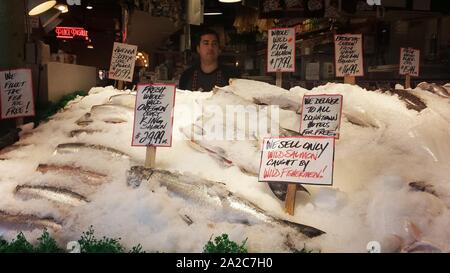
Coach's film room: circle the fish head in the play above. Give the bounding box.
[126,166,154,188]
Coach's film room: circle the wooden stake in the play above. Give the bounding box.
[405,74,411,89]
[145,146,156,168]
[117,80,124,90]
[344,76,355,85]
[16,118,23,127]
[275,71,299,215]
[276,72,282,87]
[284,183,298,215]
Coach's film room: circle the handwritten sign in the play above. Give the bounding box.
[334,34,364,77]
[267,28,296,72]
[259,137,334,185]
[299,94,343,138]
[132,84,176,147]
[108,42,138,82]
[399,48,420,77]
[0,69,35,119]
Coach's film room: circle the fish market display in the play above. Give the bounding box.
[15,185,89,206]
[0,210,62,231]
[127,166,323,238]
[36,164,108,185]
[1,80,450,253]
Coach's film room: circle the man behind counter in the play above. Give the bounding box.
[179,29,240,92]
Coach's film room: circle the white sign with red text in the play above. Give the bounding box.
[259,136,335,185]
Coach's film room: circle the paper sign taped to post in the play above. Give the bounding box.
[132,84,176,147]
[259,136,335,185]
[0,68,35,119]
[267,28,296,72]
[108,42,138,82]
[399,47,420,77]
[334,34,364,77]
[299,94,343,138]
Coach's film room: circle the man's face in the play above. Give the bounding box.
[197,34,219,64]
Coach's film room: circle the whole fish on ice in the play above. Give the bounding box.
[75,103,133,126]
[15,185,89,206]
[0,210,62,231]
[55,143,131,158]
[108,93,136,108]
[36,164,108,185]
[126,166,325,238]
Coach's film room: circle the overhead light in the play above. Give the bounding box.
[40,8,62,28]
[44,17,62,33]
[204,12,223,15]
[219,0,241,3]
[137,52,143,56]
[86,5,93,10]
[55,4,69,13]
[87,44,94,49]
[28,0,57,16]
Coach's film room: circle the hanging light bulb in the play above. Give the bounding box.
[219,0,241,3]
[28,0,57,16]
[55,4,69,13]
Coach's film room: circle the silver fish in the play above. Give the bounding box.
[401,241,442,253]
[409,181,438,197]
[15,185,89,206]
[69,129,102,138]
[36,164,108,186]
[0,144,32,156]
[0,210,62,231]
[417,82,450,98]
[268,182,310,201]
[75,112,127,126]
[90,103,133,115]
[55,143,130,158]
[108,94,136,108]
[379,89,427,112]
[75,113,93,126]
[126,166,325,238]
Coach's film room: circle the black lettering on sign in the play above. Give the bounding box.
[335,35,362,76]
[400,48,419,76]
[133,85,174,146]
[109,42,137,81]
[300,95,342,138]
[268,28,295,72]
[1,69,34,118]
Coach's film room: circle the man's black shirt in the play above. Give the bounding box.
[178,64,240,92]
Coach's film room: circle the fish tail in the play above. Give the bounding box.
[281,219,325,238]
